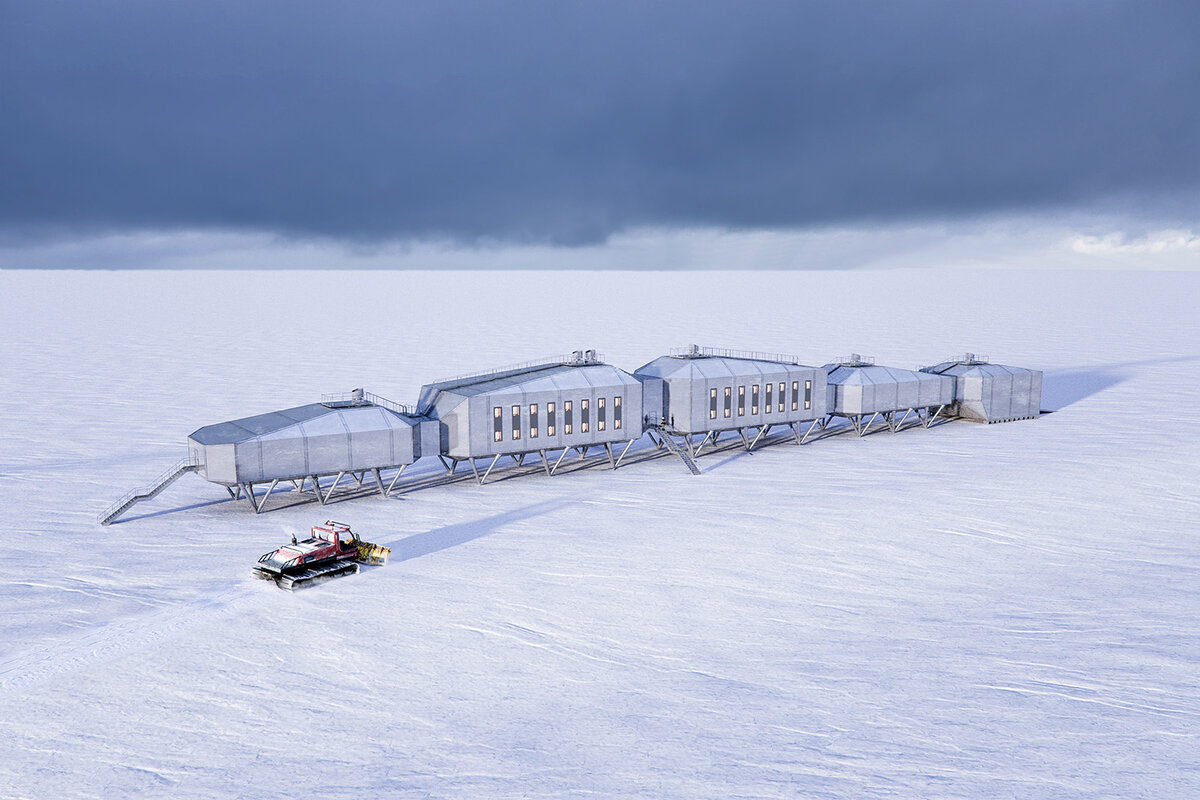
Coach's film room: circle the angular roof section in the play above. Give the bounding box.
[418,361,638,415]
[922,355,1038,377]
[824,363,944,386]
[189,402,413,445]
[636,354,816,380]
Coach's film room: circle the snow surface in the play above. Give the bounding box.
[1,268,1198,799]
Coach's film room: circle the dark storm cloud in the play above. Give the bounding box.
[2,1,1198,244]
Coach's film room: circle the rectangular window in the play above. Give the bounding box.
[493,406,503,442]
[581,399,590,433]
[709,388,718,419]
[779,382,785,412]
[598,397,606,431]
[565,400,573,435]
[765,383,773,413]
[738,386,745,416]
[724,387,731,418]
[752,384,759,415]
[614,396,622,429]
[529,404,539,438]
[804,380,812,410]
[792,381,799,411]
[511,405,521,440]
[547,401,556,436]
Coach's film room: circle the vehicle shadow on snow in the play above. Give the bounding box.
[1043,355,1200,412]
[378,498,577,563]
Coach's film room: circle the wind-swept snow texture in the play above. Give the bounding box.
[2,269,1198,799]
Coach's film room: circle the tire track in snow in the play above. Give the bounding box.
[0,582,259,700]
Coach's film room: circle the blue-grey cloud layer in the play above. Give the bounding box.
[2,1,1198,243]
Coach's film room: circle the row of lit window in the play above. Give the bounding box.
[709,380,812,419]
[494,397,623,442]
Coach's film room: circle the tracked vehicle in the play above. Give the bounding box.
[254,521,390,591]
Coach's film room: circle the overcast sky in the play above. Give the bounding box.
[2,1,1198,268]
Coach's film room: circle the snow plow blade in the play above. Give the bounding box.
[356,540,390,565]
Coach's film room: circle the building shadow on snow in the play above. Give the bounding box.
[1043,355,1200,412]
[380,498,576,563]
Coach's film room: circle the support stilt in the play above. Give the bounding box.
[386,465,407,495]
[479,454,501,485]
[539,450,550,477]
[604,442,615,469]
[551,448,570,475]
[614,439,635,468]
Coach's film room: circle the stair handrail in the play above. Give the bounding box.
[97,455,201,524]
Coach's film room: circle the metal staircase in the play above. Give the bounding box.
[98,457,201,526]
[649,427,702,475]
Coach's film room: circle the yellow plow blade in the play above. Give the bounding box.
[355,541,391,566]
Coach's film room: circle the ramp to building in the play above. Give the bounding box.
[98,458,200,526]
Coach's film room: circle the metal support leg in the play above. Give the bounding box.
[324,472,344,504]
[386,465,407,495]
[539,450,550,477]
[894,408,914,431]
[438,455,455,474]
[550,448,570,475]
[479,454,501,485]
[614,439,635,468]
[859,413,879,437]
[245,483,258,513]
[372,468,386,496]
[467,458,481,482]
[604,442,615,469]
[311,476,325,505]
[800,418,821,444]
[748,425,769,451]
[738,428,751,450]
[257,479,279,512]
[577,446,587,460]
[226,485,237,499]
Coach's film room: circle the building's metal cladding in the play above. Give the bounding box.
[921,355,1042,423]
[188,402,436,485]
[823,357,957,416]
[634,347,827,434]
[417,352,643,460]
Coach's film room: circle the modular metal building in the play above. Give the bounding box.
[635,345,827,453]
[186,390,438,510]
[416,350,644,481]
[823,355,957,435]
[920,354,1042,423]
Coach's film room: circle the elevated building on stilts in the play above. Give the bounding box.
[822,355,957,436]
[634,345,828,457]
[415,350,644,484]
[182,389,438,513]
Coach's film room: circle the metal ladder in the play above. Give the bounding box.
[98,458,201,526]
[650,428,702,475]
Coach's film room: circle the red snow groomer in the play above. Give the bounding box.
[253,520,390,591]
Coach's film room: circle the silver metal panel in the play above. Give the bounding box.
[635,355,826,434]
[417,419,440,459]
[427,363,642,459]
[189,401,423,484]
[921,360,1042,422]
[826,364,952,416]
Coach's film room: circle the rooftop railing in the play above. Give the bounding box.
[426,349,605,386]
[321,389,417,416]
[670,345,806,365]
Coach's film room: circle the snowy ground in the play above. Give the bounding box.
[1,268,1198,799]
